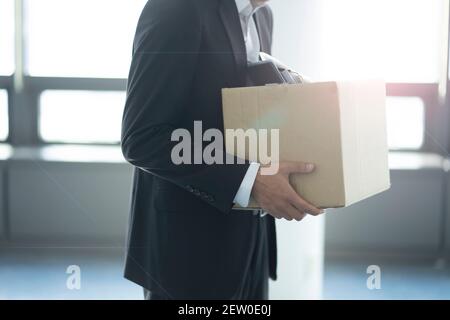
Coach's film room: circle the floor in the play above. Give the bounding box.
[323,255,450,300]
[0,248,142,300]
[1,248,450,300]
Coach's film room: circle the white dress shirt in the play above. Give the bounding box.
[233,0,266,208]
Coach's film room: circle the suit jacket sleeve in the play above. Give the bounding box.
[121,0,250,214]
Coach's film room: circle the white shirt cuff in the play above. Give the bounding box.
[233,162,260,208]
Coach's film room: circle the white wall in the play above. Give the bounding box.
[269,0,326,299]
[270,216,325,299]
[270,0,324,78]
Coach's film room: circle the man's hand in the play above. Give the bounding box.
[251,161,323,221]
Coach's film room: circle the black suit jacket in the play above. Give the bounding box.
[121,0,276,299]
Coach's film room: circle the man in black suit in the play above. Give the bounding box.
[121,0,322,300]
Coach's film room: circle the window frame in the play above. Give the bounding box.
[11,77,127,146]
[36,84,127,144]
[386,83,443,153]
[2,0,128,146]
[1,0,450,152]
[0,77,12,142]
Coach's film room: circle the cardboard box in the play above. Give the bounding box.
[222,80,391,208]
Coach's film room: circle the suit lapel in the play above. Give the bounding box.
[219,0,247,85]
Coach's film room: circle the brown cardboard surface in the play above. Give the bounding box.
[222,80,390,209]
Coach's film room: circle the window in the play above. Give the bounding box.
[318,0,446,83]
[0,0,447,152]
[39,90,125,143]
[24,0,148,144]
[386,97,425,150]
[0,0,15,75]
[25,0,147,78]
[315,0,446,151]
[0,90,8,141]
